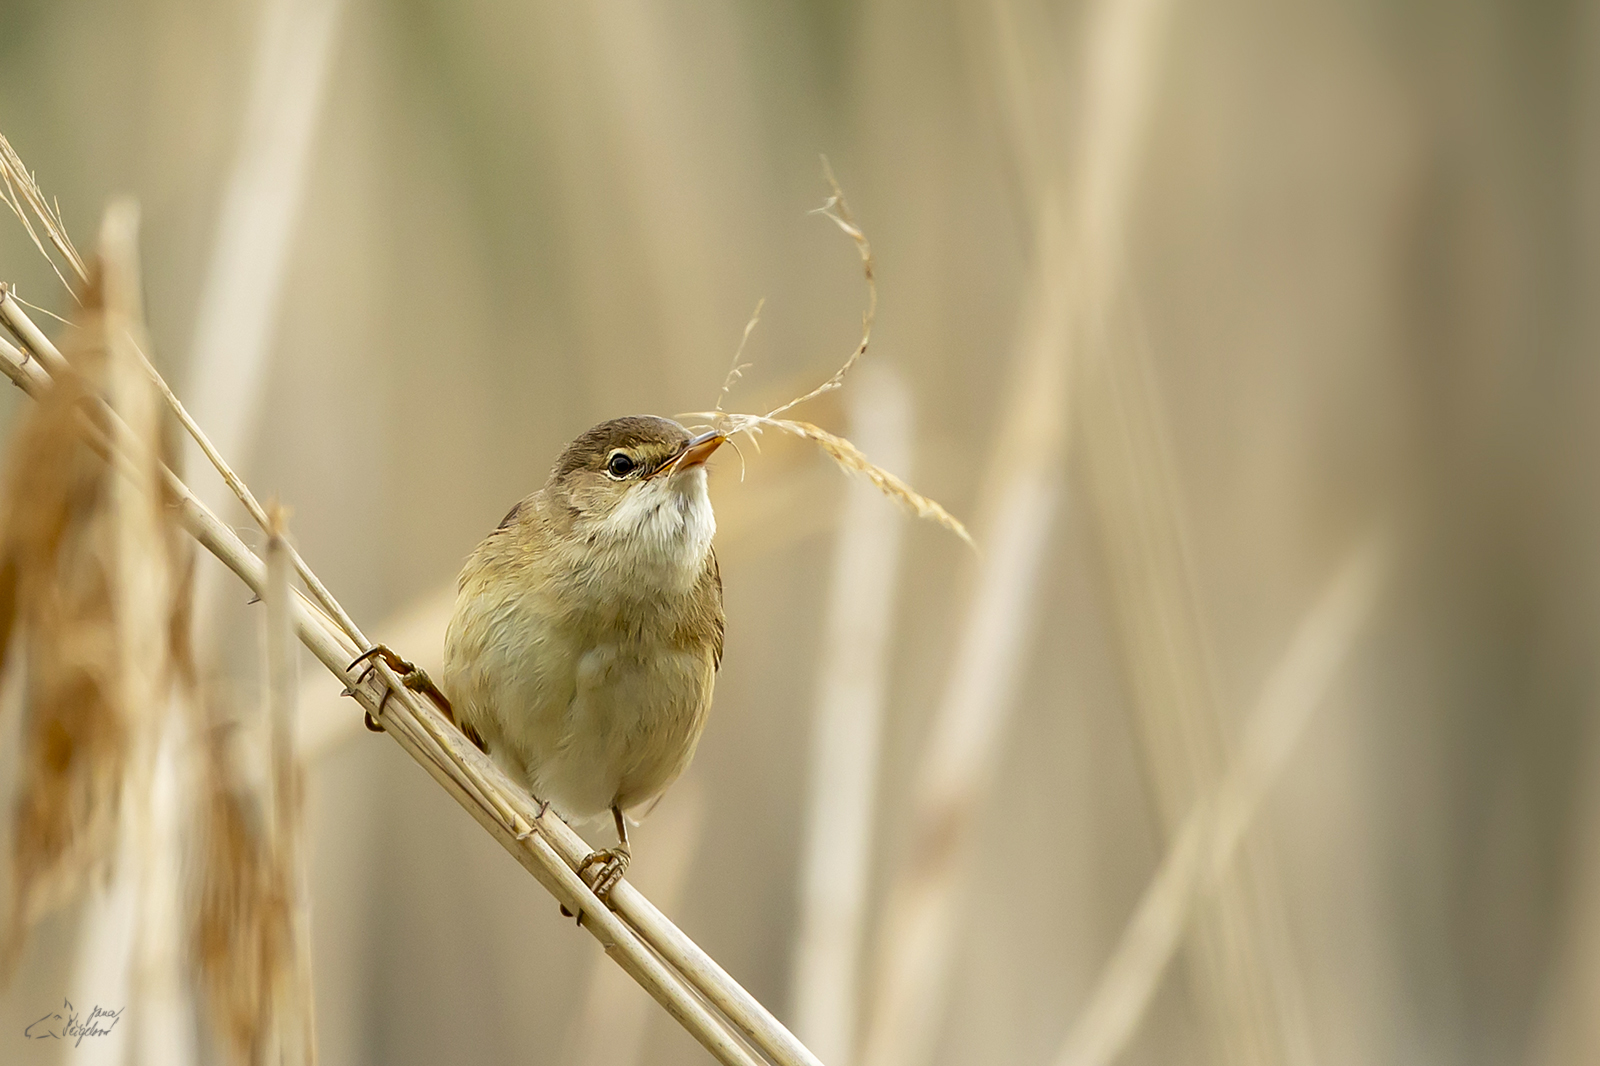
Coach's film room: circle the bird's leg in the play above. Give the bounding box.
[579,806,632,900]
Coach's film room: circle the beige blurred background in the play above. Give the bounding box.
[3,0,1600,1064]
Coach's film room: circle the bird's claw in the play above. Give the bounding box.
[346,644,458,730]
[579,847,631,900]
[349,644,417,685]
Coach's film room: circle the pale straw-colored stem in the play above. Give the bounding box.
[0,284,70,378]
[181,0,344,524]
[295,584,455,760]
[1053,534,1387,1066]
[790,365,911,1066]
[563,784,708,1066]
[100,201,196,1066]
[266,520,318,1066]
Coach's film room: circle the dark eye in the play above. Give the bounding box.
[606,452,637,478]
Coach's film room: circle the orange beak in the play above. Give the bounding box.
[671,430,726,473]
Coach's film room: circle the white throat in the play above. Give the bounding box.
[596,467,716,592]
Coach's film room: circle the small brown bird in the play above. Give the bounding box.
[440,416,726,897]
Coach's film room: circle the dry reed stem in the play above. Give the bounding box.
[295,583,456,760]
[0,177,818,1066]
[562,783,708,1066]
[790,367,912,1066]
[101,201,198,1066]
[265,514,317,1065]
[181,0,344,525]
[1053,534,1386,1066]
[1,284,72,379]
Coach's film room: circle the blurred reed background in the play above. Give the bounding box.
[2,0,1599,1064]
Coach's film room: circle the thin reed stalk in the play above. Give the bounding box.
[102,202,195,1066]
[1053,534,1386,1066]
[790,366,912,1066]
[266,517,317,1065]
[181,0,344,540]
[561,783,708,1066]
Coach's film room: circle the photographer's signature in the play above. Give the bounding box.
[24,999,124,1046]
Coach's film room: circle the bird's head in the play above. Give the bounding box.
[547,416,726,579]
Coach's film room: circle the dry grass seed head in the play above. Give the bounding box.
[695,161,972,548]
[0,133,88,294]
[713,414,973,548]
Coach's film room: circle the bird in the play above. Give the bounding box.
[435,415,727,899]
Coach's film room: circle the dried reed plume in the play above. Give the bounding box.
[690,161,973,550]
[194,721,292,1064]
[194,514,316,1066]
[0,205,188,971]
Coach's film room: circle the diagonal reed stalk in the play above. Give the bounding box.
[0,149,821,1066]
[1077,300,1317,1066]
[1053,534,1387,1066]
[561,782,708,1066]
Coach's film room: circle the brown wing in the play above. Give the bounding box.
[707,547,725,671]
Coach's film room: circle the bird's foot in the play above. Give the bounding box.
[579,845,631,900]
[346,644,458,732]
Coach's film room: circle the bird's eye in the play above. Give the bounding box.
[606,452,637,478]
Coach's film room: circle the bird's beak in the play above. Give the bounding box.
[668,430,726,474]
